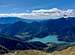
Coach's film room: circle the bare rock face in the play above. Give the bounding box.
[0,45,9,54]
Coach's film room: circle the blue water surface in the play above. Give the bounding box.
[30,35,66,43]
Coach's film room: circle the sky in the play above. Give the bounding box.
[0,0,75,13]
[0,0,74,19]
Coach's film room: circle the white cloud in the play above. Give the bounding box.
[0,8,75,19]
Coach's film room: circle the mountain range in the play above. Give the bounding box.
[0,17,75,42]
[0,17,75,53]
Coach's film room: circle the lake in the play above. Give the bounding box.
[29,35,66,43]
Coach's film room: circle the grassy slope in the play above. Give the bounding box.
[5,46,75,55]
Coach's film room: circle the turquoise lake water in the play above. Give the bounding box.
[30,35,66,43]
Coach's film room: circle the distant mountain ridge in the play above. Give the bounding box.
[0,17,75,42]
[0,17,36,24]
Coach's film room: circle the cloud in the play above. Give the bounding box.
[0,8,75,19]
